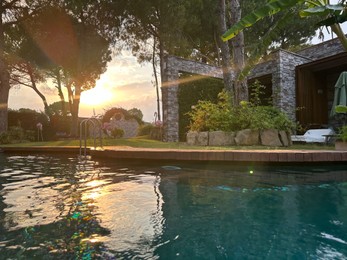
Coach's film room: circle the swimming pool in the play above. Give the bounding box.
[0,154,347,259]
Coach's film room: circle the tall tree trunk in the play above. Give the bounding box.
[217,0,234,96]
[152,37,161,121]
[55,70,67,117]
[229,0,248,104]
[27,65,50,115]
[0,10,10,133]
[66,80,81,137]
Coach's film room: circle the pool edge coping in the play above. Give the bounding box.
[0,146,346,163]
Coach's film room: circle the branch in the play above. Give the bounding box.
[10,77,33,88]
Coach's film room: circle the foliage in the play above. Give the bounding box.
[222,0,347,51]
[8,108,70,141]
[127,108,144,121]
[48,101,71,116]
[241,1,318,52]
[8,109,49,131]
[138,124,154,136]
[102,107,144,125]
[338,125,347,141]
[178,74,224,140]
[0,126,36,144]
[110,128,124,139]
[188,85,294,133]
[335,105,347,114]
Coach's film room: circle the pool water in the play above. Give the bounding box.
[0,154,347,259]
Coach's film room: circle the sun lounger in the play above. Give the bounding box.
[291,128,335,143]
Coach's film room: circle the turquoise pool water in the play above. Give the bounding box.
[0,154,347,259]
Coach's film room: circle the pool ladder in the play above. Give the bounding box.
[79,117,103,157]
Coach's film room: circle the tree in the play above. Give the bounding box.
[217,0,234,95]
[222,0,347,51]
[240,1,318,53]
[23,5,112,136]
[0,0,46,133]
[229,0,248,103]
[128,108,143,122]
[48,101,71,116]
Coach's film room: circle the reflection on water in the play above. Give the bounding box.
[0,154,347,259]
[0,155,164,259]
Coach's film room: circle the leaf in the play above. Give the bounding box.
[316,16,336,27]
[299,6,328,17]
[222,0,302,41]
[236,11,294,81]
[300,4,344,17]
[335,105,347,114]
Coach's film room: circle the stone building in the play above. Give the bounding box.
[108,112,139,138]
[161,37,347,142]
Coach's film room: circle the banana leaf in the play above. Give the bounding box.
[222,0,302,41]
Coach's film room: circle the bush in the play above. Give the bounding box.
[178,73,224,141]
[0,132,10,144]
[0,126,36,144]
[110,128,124,139]
[188,90,294,132]
[138,124,155,136]
[339,125,347,142]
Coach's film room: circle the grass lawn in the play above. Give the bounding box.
[0,136,335,150]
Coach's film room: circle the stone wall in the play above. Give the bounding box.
[162,56,224,142]
[187,129,292,147]
[273,50,311,121]
[108,113,139,138]
[161,39,346,142]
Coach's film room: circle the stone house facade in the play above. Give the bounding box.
[161,38,347,142]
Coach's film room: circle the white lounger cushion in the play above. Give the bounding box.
[291,129,335,143]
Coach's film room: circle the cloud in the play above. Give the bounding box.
[9,49,159,122]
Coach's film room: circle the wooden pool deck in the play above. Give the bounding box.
[1,146,347,163]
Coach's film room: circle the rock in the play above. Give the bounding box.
[209,131,235,146]
[260,129,283,146]
[197,132,209,146]
[279,130,289,146]
[186,131,208,146]
[186,131,198,145]
[235,129,260,146]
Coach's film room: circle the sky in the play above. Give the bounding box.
[8,51,157,122]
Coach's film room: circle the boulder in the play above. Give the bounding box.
[186,131,198,145]
[260,129,282,146]
[279,130,290,147]
[197,132,209,146]
[235,129,259,146]
[209,131,235,146]
[186,131,209,146]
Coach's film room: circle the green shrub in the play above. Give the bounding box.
[8,126,25,142]
[339,125,347,142]
[0,127,36,144]
[178,73,224,141]
[110,128,124,139]
[138,124,155,136]
[0,132,10,144]
[188,90,294,132]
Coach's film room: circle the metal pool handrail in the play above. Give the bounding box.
[79,117,103,157]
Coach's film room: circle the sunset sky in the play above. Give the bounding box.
[8,50,157,122]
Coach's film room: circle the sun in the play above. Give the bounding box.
[80,86,114,106]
